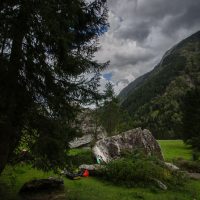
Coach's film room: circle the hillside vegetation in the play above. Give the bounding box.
[119,31,200,139]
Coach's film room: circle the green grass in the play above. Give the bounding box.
[67,148,91,156]
[65,177,200,200]
[1,165,200,200]
[158,140,192,161]
[1,140,200,200]
[0,164,54,200]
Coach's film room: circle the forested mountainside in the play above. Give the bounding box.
[119,31,200,139]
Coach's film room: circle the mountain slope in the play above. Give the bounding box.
[119,31,200,139]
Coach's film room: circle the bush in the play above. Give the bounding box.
[174,158,200,173]
[100,152,187,188]
[192,151,200,161]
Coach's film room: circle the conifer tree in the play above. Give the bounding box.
[0,0,108,173]
[99,82,120,135]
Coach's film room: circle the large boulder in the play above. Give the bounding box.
[92,128,164,163]
[19,177,65,200]
[19,177,64,193]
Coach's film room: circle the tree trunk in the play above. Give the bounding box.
[0,3,29,174]
[0,126,14,174]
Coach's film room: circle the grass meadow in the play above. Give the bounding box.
[158,140,192,161]
[0,140,200,200]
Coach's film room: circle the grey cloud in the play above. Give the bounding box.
[108,0,200,42]
[162,2,200,36]
[116,79,129,87]
[95,0,200,94]
[114,51,154,67]
[116,22,151,42]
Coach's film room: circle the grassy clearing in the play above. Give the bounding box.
[158,140,192,161]
[0,165,54,200]
[0,140,200,200]
[1,164,200,200]
[65,177,200,200]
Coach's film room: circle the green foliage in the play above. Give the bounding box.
[98,97,121,135]
[132,77,187,139]
[100,152,187,188]
[120,31,200,139]
[104,82,115,101]
[174,158,200,173]
[97,82,134,136]
[0,0,108,173]
[115,109,134,133]
[66,149,95,170]
[122,53,186,115]
[96,82,120,135]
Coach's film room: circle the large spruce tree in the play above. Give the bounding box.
[0,0,108,173]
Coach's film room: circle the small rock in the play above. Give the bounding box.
[153,179,168,190]
[79,164,103,171]
[165,162,179,171]
[187,173,200,180]
[79,164,104,176]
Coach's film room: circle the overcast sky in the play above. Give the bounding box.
[95,0,200,94]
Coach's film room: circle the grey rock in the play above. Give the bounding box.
[79,164,102,171]
[69,132,106,148]
[69,134,93,148]
[92,128,164,163]
[79,164,104,172]
[153,179,168,190]
[79,164,104,176]
[187,172,200,180]
[165,162,179,171]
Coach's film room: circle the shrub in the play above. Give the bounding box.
[192,151,200,161]
[174,158,200,173]
[100,152,187,188]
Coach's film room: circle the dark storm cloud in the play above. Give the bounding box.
[95,0,200,94]
[108,0,200,42]
[162,1,200,36]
